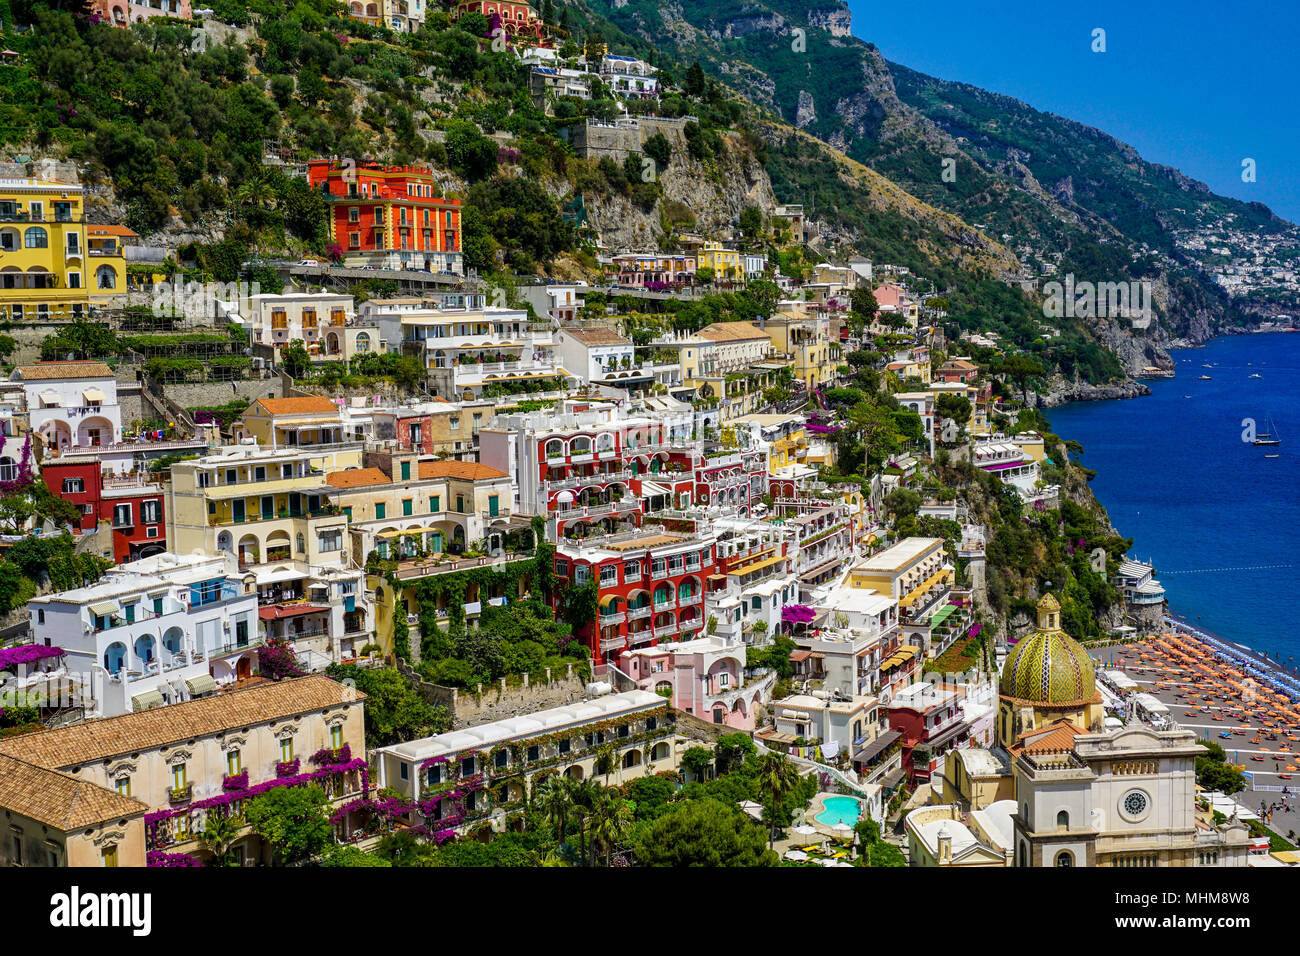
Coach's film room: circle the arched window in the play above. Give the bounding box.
[217,531,233,553]
[1057,810,1069,830]
[545,439,563,459]
[96,265,117,289]
[24,226,47,249]
[1055,851,1073,867]
[1017,843,1028,868]
[296,533,305,554]
[356,331,371,353]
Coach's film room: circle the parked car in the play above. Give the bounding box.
[297,258,320,267]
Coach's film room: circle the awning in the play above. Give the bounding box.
[257,567,306,586]
[854,729,901,764]
[899,568,952,608]
[132,689,164,712]
[185,673,217,696]
[912,721,967,752]
[259,603,330,621]
[728,554,785,576]
[928,603,958,628]
[377,527,435,539]
[40,389,60,406]
[640,480,671,497]
[88,600,120,616]
[83,388,106,403]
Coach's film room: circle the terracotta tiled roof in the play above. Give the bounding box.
[418,460,508,481]
[251,396,340,416]
[13,361,114,381]
[325,467,390,488]
[0,675,362,771]
[87,224,139,238]
[563,326,631,347]
[0,753,147,830]
[1011,719,1089,756]
[697,321,769,343]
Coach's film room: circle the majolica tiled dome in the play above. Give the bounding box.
[999,594,1096,706]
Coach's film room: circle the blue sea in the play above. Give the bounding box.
[1046,332,1300,662]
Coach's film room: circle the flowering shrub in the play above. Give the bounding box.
[276,758,301,777]
[258,639,305,681]
[310,744,351,766]
[0,645,65,669]
[780,604,817,625]
[222,771,249,791]
[147,850,201,867]
[0,432,33,494]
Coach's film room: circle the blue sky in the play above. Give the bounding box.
[845,0,1300,224]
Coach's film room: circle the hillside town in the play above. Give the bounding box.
[0,0,1291,873]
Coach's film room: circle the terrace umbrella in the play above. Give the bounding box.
[784,849,809,862]
[831,822,855,842]
[792,824,818,846]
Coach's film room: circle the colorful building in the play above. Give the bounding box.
[0,178,91,321]
[11,361,122,457]
[451,0,545,41]
[41,458,168,564]
[91,0,191,27]
[620,637,774,730]
[306,160,463,274]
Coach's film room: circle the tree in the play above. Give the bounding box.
[683,62,707,98]
[626,774,675,821]
[636,798,778,867]
[1196,740,1246,795]
[536,773,576,845]
[200,811,245,867]
[998,354,1046,404]
[714,733,756,775]
[324,664,450,748]
[754,752,801,847]
[738,205,763,241]
[243,784,333,865]
[854,818,906,866]
[281,339,310,378]
[935,393,972,435]
[643,132,671,171]
[588,786,634,866]
[444,118,498,182]
[849,287,878,332]
[681,746,713,782]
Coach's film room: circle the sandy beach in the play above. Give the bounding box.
[1092,623,1300,817]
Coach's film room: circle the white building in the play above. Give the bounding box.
[27,551,258,718]
[769,692,879,761]
[555,326,638,386]
[12,361,121,455]
[233,292,356,358]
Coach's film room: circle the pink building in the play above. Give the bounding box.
[619,637,773,730]
[92,0,191,26]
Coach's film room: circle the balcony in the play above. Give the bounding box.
[168,783,193,805]
[652,598,676,612]
[627,606,652,621]
[653,622,679,639]
[598,612,626,627]
[600,634,625,651]
[678,594,701,608]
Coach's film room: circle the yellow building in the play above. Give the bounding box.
[996,595,1106,748]
[323,453,517,561]
[0,177,92,321]
[697,245,743,282]
[164,443,363,572]
[0,675,366,866]
[0,752,149,867]
[86,224,135,302]
[763,314,842,389]
[238,396,350,448]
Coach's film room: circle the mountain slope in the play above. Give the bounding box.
[590,0,1300,349]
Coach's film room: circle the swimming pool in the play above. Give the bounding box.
[814,796,862,827]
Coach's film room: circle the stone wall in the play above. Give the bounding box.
[671,708,740,745]
[163,378,280,413]
[396,659,594,730]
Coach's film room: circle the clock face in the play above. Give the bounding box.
[1122,790,1149,818]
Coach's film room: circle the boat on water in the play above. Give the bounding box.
[1265,454,1280,459]
[1250,373,1262,379]
[1254,416,1282,446]
[1198,375,1212,380]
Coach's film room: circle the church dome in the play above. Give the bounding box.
[999,594,1096,706]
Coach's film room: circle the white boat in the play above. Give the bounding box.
[1254,416,1281,447]
[1198,375,1212,380]
[1250,373,1262,379]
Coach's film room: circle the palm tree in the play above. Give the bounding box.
[536,774,574,846]
[588,786,634,867]
[200,810,245,867]
[755,752,801,848]
[570,778,600,863]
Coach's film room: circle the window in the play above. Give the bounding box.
[495,749,508,769]
[1057,810,1069,830]
[426,764,440,785]
[400,460,411,481]
[280,738,294,762]
[61,477,84,494]
[171,763,187,792]
[113,503,132,527]
[402,498,413,516]
[718,672,730,688]
[455,495,465,513]
[527,744,539,761]
[227,750,241,776]
[488,495,499,517]
[430,495,440,513]
[331,725,343,749]
[101,845,118,868]
[375,502,386,520]
[449,417,460,431]
[574,565,589,585]
[318,530,343,552]
[600,565,618,586]
[37,609,44,624]
[559,737,571,755]
[114,776,131,797]
[1055,851,1073,867]
[555,559,568,578]
[24,226,47,248]
[408,423,422,446]
[399,761,409,781]
[461,756,475,777]
[141,499,161,524]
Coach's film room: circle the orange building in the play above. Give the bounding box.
[306,160,463,275]
[452,0,546,41]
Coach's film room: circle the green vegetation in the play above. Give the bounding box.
[1195,740,1247,796]
[323,664,450,749]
